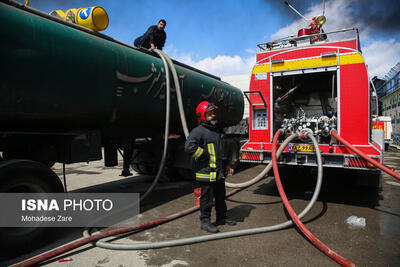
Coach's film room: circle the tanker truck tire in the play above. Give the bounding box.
[130,149,158,175]
[131,162,141,173]
[0,160,64,256]
[130,162,156,175]
[3,145,57,168]
[131,162,156,175]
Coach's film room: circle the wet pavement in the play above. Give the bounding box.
[1,150,399,266]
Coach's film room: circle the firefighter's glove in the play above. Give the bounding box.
[225,166,234,177]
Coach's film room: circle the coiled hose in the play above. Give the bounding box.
[15,132,324,265]
[272,130,355,267]
[81,131,323,251]
[13,49,195,267]
[14,52,324,266]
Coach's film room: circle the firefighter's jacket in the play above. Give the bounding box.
[184,123,225,182]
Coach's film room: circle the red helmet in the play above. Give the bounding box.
[196,101,217,123]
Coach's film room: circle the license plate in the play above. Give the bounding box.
[288,144,315,152]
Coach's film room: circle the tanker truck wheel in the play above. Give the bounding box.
[0,160,64,256]
[3,145,57,167]
[131,162,156,175]
[131,162,141,173]
[130,150,157,175]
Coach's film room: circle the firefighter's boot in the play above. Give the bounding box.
[201,219,219,233]
[216,218,237,226]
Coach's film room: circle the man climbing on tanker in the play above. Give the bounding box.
[184,101,236,233]
[134,19,167,50]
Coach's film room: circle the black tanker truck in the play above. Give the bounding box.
[0,0,244,250]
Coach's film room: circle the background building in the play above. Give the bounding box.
[374,62,400,143]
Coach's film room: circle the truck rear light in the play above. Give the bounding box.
[366,161,375,168]
[346,157,375,168]
[240,151,261,161]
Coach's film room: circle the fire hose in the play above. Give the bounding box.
[15,130,323,266]
[331,130,400,180]
[14,51,350,266]
[272,129,355,267]
[79,52,322,252]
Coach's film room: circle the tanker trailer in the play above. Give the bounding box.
[0,0,243,251]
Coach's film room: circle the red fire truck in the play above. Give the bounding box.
[240,27,382,185]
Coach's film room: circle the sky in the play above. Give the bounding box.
[22,0,400,79]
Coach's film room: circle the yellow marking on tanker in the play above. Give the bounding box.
[50,7,109,31]
[49,10,67,20]
[65,9,77,23]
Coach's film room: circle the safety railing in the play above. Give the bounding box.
[257,28,360,52]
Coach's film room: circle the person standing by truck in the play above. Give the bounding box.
[134,19,167,50]
[184,101,236,233]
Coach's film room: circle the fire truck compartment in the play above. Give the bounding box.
[272,70,337,144]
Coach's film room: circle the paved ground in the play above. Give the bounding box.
[1,149,400,267]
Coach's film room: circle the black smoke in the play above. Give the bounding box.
[265,0,400,35]
[352,0,400,34]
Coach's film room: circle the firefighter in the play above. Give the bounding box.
[184,101,236,233]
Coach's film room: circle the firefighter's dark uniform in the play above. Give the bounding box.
[134,25,166,50]
[184,123,227,222]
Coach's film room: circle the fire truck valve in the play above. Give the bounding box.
[281,115,336,139]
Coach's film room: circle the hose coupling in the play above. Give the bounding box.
[299,128,313,140]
